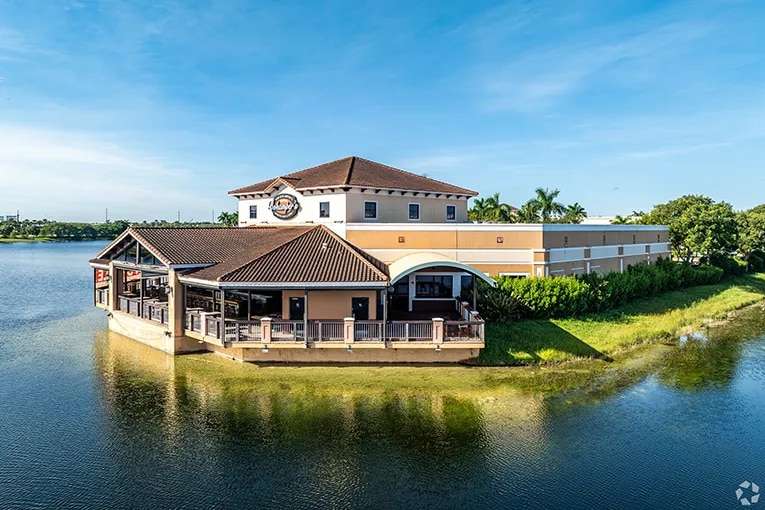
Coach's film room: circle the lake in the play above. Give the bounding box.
[1,241,764,509]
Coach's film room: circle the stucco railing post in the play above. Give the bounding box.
[260,317,272,344]
[201,312,209,337]
[432,318,444,344]
[344,317,355,344]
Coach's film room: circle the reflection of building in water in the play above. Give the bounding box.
[95,329,546,452]
[90,156,669,363]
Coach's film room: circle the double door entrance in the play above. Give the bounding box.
[288,296,370,320]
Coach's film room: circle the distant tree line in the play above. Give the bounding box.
[617,197,765,273]
[0,217,233,241]
[468,188,587,224]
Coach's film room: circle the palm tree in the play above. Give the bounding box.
[468,198,488,222]
[530,188,565,222]
[611,214,629,225]
[516,201,541,223]
[562,202,587,224]
[468,193,516,222]
[217,211,238,227]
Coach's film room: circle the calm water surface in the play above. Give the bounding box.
[1,241,764,509]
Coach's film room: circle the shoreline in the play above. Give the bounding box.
[161,275,765,399]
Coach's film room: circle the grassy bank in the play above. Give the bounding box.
[480,273,765,365]
[108,273,765,400]
[0,237,53,243]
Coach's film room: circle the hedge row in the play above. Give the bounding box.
[475,258,723,322]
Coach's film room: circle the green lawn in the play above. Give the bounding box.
[0,237,53,243]
[480,273,765,365]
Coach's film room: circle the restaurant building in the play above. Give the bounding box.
[91,156,670,363]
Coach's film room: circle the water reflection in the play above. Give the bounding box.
[93,331,551,508]
[659,306,765,391]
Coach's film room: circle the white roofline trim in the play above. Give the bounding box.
[179,276,388,290]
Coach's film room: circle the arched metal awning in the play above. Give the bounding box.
[388,253,497,286]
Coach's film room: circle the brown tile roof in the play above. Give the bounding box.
[191,225,389,284]
[97,225,389,285]
[228,156,478,196]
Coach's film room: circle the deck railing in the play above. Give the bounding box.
[118,296,141,316]
[95,288,109,306]
[444,320,485,342]
[270,320,304,342]
[309,321,345,342]
[386,321,433,342]
[141,301,168,325]
[354,320,383,341]
[183,315,485,344]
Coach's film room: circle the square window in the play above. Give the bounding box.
[398,236,405,243]
[319,201,330,218]
[408,203,420,220]
[249,205,257,219]
[364,201,377,219]
[497,236,504,244]
[446,205,456,221]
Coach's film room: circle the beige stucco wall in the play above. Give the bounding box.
[212,343,480,363]
[282,289,378,320]
[107,311,205,354]
[346,192,469,223]
[237,185,348,226]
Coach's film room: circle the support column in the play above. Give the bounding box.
[382,289,388,343]
[219,290,226,343]
[167,269,185,340]
[139,273,144,318]
[303,289,309,343]
[344,317,355,344]
[432,318,444,344]
[472,275,477,311]
[260,317,272,343]
[107,262,119,312]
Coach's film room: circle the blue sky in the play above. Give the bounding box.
[1,0,763,222]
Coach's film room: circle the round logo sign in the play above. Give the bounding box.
[269,193,300,219]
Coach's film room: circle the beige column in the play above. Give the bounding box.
[260,317,272,343]
[344,317,355,344]
[107,262,119,312]
[432,318,444,344]
[167,269,184,339]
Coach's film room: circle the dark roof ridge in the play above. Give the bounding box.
[213,225,320,281]
[124,227,173,266]
[315,224,389,280]
[344,156,356,186]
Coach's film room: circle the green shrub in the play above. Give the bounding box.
[481,259,724,321]
[707,254,748,276]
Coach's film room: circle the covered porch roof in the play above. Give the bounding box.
[388,252,497,286]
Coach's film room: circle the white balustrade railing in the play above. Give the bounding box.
[95,288,109,306]
[443,320,485,341]
[386,321,433,341]
[310,321,345,342]
[355,321,384,341]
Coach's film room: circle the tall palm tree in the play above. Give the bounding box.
[531,188,566,223]
[468,198,488,222]
[516,201,541,223]
[562,202,587,224]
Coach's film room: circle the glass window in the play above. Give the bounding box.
[249,205,257,219]
[319,201,330,218]
[408,203,420,220]
[446,205,456,221]
[364,201,377,219]
[415,275,453,298]
[461,275,473,290]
